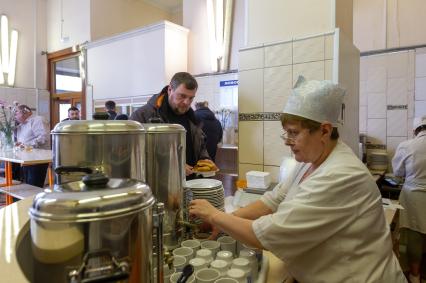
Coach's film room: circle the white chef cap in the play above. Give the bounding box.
[413,115,426,131]
[283,76,346,126]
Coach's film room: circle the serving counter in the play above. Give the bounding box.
[0,192,400,283]
[0,149,53,204]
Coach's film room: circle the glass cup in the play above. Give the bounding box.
[195,268,221,283]
[217,236,236,254]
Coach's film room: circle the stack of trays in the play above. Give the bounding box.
[367,150,388,171]
[184,179,225,212]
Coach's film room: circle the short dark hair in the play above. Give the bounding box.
[170,72,198,91]
[105,100,116,110]
[115,114,128,120]
[68,106,79,112]
[415,125,426,136]
[281,113,339,140]
[195,101,208,109]
[17,104,32,114]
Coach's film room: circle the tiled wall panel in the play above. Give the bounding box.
[239,69,264,113]
[293,36,324,64]
[264,42,292,68]
[292,61,325,85]
[387,110,407,137]
[239,121,263,164]
[239,47,264,71]
[263,121,292,166]
[239,32,337,180]
[263,65,292,112]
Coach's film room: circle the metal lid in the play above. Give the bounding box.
[143,123,185,133]
[184,179,223,190]
[51,120,145,133]
[30,178,154,222]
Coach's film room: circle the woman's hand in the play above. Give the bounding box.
[189,199,221,224]
[185,164,194,176]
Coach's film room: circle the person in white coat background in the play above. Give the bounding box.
[189,77,407,283]
[392,116,426,283]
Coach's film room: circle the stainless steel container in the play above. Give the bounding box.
[144,124,186,250]
[29,176,155,283]
[51,120,145,184]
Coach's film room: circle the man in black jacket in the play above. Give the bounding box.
[194,101,223,161]
[130,72,216,177]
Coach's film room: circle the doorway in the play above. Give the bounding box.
[47,47,85,127]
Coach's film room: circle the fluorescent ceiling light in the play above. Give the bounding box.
[206,0,217,72]
[1,15,9,73]
[7,30,18,86]
[215,0,224,58]
[0,46,3,84]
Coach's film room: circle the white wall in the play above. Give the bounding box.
[183,0,245,75]
[85,21,188,119]
[0,0,47,89]
[354,0,426,52]
[246,0,334,46]
[46,0,91,52]
[90,0,177,41]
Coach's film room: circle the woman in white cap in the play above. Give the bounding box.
[189,77,406,282]
[392,116,426,283]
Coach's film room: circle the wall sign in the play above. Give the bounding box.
[220,80,238,87]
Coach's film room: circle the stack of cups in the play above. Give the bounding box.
[169,235,261,283]
[231,258,251,282]
[239,249,258,281]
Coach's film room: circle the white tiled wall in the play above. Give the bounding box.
[359,48,426,164]
[238,31,344,182]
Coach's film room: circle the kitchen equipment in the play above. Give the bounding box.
[367,149,389,171]
[51,120,145,184]
[29,175,155,283]
[144,123,186,250]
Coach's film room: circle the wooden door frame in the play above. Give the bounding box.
[47,47,86,128]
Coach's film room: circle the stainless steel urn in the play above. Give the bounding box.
[29,176,155,283]
[51,120,145,184]
[144,124,186,250]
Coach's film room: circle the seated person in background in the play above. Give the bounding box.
[194,101,223,162]
[14,105,50,188]
[105,100,117,120]
[189,77,407,283]
[392,116,426,283]
[115,114,128,120]
[62,106,80,121]
[130,72,216,179]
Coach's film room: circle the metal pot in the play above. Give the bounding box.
[51,120,145,184]
[29,175,155,283]
[144,124,186,250]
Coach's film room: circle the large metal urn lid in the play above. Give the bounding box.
[143,123,185,133]
[52,120,145,133]
[30,177,154,222]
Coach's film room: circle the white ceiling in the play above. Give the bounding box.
[143,0,183,13]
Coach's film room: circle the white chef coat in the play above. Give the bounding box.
[16,115,50,149]
[392,131,426,233]
[252,141,406,283]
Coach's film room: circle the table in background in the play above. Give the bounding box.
[0,149,53,205]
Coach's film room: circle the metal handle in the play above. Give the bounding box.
[68,249,129,283]
[55,166,93,175]
[154,202,165,283]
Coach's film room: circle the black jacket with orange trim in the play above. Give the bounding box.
[130,86,210,163]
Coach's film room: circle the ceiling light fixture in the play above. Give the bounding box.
[1,15,9,73]
[206,0,234,72]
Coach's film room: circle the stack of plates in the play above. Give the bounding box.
[368,150,388,170]
[184,179,225,213]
